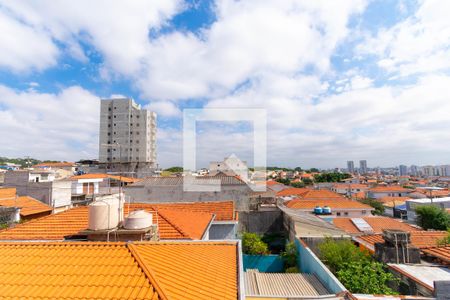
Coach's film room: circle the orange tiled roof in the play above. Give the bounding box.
[0,187,16,200]
[0,201,236,241]
[286,199,372,210]
[277,188,346,200]
[333,217,420,234]
[33,162,74,168]
[416,188,450,197]
[0,196,51,217]
[422,246,450,263]
[276,187,310,196]
[358,231,448,249]
[333,183,369,189]
[369,186,413,193]
[131,242,238,300]
[0,241,239,300]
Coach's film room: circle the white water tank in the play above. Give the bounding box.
[124,210,153,230]
[88,194,123,230]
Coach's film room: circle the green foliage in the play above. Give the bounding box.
[294,167,303,172]
[319,238,397,295]
[0,156,41,168]
[314,172,351,183]
[285,266,299,273]
[290,181,305,188]
[318,238,369,273]
[281,242,298,270]
[302,178,313,185]
[415,205,450,230]
[163,166,183,173]
[336,261,398,295]
[309,168,320,173]
[267,167,294,171]
[360,198,384,215]
[0,223,9,230]
[275,178,290,185]
[437,230,450,246]
[242,232,269,255]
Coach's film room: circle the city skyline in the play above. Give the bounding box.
[0,1,450,168]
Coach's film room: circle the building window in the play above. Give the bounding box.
[136,132,139,135]
[362,210,367,214]
[114,115,116,118]
[108,124,111,128]
[114,107,116,109]
[108,116,111,119]
[108,133,111,136]
[336,212,341,216]
[344,212,349,216]
[108,108,111,111]
[107,149,110,153]
[114,123,116,126]
[113,132,116,135]
[113,149,116,151]
[107,158,111,161]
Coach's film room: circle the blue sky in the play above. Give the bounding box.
[1,0,450,169]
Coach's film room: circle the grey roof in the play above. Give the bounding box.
[245,269,331,297]
[132,175,246,186]
[389,264,450,290]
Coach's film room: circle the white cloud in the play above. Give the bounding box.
[0,0,183,74]
[146,101,181,117]
[358,0,450,76]
[0,86,100,161]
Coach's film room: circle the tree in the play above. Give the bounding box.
[164,166,183,173]
[281,242,298,271]
[437,230,450,246]
[415,205,450,230]
[360,198,384,215]
[314,172,351,183]
[318,238,398,295]
[294,167,303,172]
[336,261,397,295]
[275,178,290,185]
[302,178,313,185]
[291,181,305,188]
[242,232,269,255]
[309,168,320,173]
[318,237,369,273]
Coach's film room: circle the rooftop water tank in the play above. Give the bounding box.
[124,210,153,230]
[88,196,122,230]
[314,206,323,214]
[322,206,332,214]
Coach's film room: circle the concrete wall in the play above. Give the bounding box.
[209,223,237,240]
[238,210,284,234]
[125,184,252,211]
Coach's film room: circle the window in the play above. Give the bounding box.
[108,108,111,111]
[114,115,116,118]
[362,210,367,215]
[108,116,111,120]
[107,133,111,136]
[114,107,116,109]
[136,132,139,135]
[113,132,116,134]
[137,123,139,127]
[114,123,116,126]
[107,149,110,153]
[108,124,111,128]
[113,149,116,151]
[336,212,341,216]
[344,212,349,216]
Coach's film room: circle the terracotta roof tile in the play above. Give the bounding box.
[131,242,238,300]
[333,217,420,234]
[0,241,239,300]
[286,199,372,210]
[422,246,450,263]
[0,201,235,241]
[277,188,346,200]
[276,188,310,196]
[0,196,52,217]
[33,162,75,168]
[0,188,16,200]
[358,231,448,250]
[0,242,164,300]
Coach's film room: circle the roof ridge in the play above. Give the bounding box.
[157,208,214,240]
[127,243,168,300]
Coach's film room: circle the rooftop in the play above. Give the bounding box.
[133,175,246,186]
[0,187,16,199]
[0,241,239,300]
[389,263,450,291]
[332,217,419,234]
[0,195,52,217]
[33,162,75,168]
[0,201,238,240]
[356,231,448,250]
[278,188,346,200]
[369,186,413,193]
[422,246,450,263]
[286,199,372,210]
[70,173,141,183]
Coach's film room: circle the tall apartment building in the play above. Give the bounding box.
[359,160,368,174]
[410,165,418,176]
[99,98,157,176]
[347,161,355,174]
[399,165,408,176]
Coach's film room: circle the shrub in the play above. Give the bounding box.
[281,242,298,270]
[318,237,369,272]
[415,205,449,230]
[285,266,299,273]
[242,232,269,255]
[360,198,384,215]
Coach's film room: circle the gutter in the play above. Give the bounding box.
[201,214,216,240]
[237,239,246,300]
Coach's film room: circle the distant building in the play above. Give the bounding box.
[399,165,408,176]
[3,170,71,212]
[410,165,418,176]
[422,165,435,177]
[209,155,248,181]
[368,186,414,199]
[99,98,157,177]
[359,160,368,174]
[347,161,355,174]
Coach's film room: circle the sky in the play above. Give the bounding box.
[1,0,450,169]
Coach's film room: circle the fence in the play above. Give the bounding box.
[243,254,284,272]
